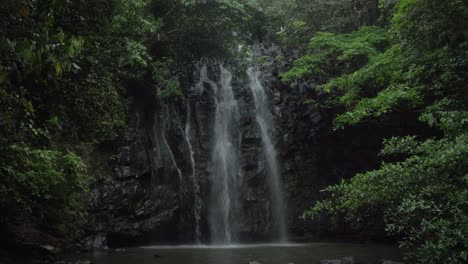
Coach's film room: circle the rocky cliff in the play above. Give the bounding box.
[83,45,384,249]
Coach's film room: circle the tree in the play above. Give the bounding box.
[0,0,157,242]
[288,0,468,262]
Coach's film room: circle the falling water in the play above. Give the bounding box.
[247,66,288,242]
[151,105,184,200]
[196,64,218,95]
[209,65,242,244]
[185,101,202,243]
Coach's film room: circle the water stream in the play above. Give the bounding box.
[247,66,288,242]
[209,65,242,244]
[185,101,202,243]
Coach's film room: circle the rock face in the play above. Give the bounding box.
[85,44,385,248]
[85,79,195,248]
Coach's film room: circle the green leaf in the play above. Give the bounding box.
[55,62,62,77]
[0,71,8,84]
[51,116,59,126]
[18,41,34,61]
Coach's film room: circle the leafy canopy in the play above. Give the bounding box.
[291,0,468,262]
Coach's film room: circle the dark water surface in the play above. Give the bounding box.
[70,243,403,264]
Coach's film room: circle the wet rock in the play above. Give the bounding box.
[118,146,131,164]
[381,260,404,264]
[106,248,126,255]
[319,257,354,264]
[342,256,354,264]
[115,166,135,179]
[83,233,108,251]
[249,261,262,264]
[39,245,59,255]
[55,261,94,264]
[85,96,191,246]
[320,260,342,264]
[75,261,94,264]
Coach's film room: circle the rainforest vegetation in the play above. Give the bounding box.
[0,0,467,263]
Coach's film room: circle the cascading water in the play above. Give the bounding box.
[152,107,184,188]
[196,64,218,95]
[192,62,287,244]
[208,65,242,244]
[185,101,202,243]
[247,66,288,242]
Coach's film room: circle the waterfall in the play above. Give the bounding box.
[185,101,202,243]
[151,104,185,202]
[209,65,242,244]
[196,64,217,95]
[193,62,287,244]
[247,66,288,242]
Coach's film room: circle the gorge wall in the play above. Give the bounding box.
[82,45,383,249]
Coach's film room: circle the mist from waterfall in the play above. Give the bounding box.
[208,65,242,244]
[247,66,288,242]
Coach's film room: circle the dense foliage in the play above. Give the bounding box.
[284,0,468,262]
[0,0,157,241]
[1,0,466,261]
[0,0,269,244]
[261,0,381,46]
[0,146,89,237]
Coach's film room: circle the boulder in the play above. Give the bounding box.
[342,256,354,264]
[83,233,108,251]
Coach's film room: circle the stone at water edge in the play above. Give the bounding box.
[341,256,354,264]
[249,261,262,264]
[319,256,354,264]
[55,261,94,264]
[319,260,341,264]
[39,245,57,254]
[83,233,108,251]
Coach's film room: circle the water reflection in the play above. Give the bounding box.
[70,243,403,264]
